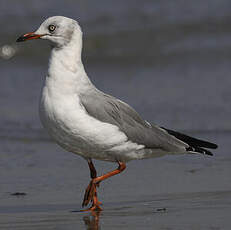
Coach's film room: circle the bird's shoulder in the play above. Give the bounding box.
[79,89,149,129]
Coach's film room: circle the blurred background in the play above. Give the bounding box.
[1,0,231,133]
[0,1,231,229]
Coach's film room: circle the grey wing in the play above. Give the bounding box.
[79,89,188,151]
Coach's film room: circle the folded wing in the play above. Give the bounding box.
[79,89,189,153]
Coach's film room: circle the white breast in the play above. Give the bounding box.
[39,78,143,162]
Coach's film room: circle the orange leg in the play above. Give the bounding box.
[81,160,126,211]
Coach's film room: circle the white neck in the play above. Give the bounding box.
[45,30,93,94]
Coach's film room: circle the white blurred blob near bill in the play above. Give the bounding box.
[0,44,17,60]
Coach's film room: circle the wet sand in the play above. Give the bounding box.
[1,190,231,230]
[0,132,230,229]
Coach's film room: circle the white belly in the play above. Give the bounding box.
[39,85,144,162]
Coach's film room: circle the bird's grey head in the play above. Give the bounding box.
[17,16,82,48]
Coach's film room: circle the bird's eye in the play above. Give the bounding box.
[48,25,56,32]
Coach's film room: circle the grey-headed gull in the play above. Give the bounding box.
[17,16,217,211]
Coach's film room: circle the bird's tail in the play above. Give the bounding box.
[161,127,218,156]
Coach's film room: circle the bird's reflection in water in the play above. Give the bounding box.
[83,211,101,230]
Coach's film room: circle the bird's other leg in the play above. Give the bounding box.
[81,160,126,212]
[87,159,100,188]
[88,160,100,188]
[82,159,99,208]
[88,158,97,179]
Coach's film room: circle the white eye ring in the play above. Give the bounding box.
[48,25,56,32]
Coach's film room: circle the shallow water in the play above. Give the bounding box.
[0,1,231,229]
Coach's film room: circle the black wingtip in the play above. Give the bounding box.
[211,143,218,149]
[161,127,218,149]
